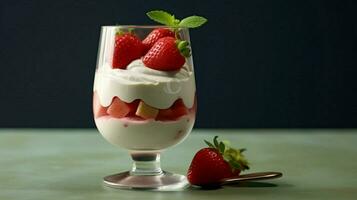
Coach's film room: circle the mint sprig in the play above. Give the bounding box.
[146,10,207,28]
[146,10,178,26]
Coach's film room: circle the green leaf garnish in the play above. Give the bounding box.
[146,10,207,58]
[179,16,207,28]
[146,10,176,26]
[146,10,207,28]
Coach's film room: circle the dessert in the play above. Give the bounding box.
[93,10,207,190]
[93,11,205,149]
[94,55,197,149]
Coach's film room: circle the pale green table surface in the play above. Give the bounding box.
[1,129,357,200]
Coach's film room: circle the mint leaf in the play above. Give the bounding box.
[179,16,207,28]
[146,10,176,26]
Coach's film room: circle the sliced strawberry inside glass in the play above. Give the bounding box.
[157,99,189,120]
[157,108,175,120]
[127,99,140,117]
[107,97,131,118]
[93,92,107,118]
[103,97,195,120]
[171,99,189,116]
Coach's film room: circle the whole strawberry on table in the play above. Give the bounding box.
[187,136,249,187]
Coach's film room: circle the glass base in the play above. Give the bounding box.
[103,171,189,191]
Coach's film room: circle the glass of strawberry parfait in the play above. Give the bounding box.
[93,11,207,190]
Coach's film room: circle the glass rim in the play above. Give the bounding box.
[101,25,189,29]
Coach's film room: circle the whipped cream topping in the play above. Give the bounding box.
[93,59,196,109]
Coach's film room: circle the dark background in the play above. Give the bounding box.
[1,0,356,128]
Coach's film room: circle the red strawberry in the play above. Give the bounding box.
[127,99,140,117]
[107,97,131,118]
[112,33,145,69]
[187,136,249,186]
[142,37,191,71]
[93,92,107,118]
[142,28,175,51]
[157,99,188,120]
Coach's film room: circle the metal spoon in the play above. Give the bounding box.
[192,172,283,187]
[220,171,283,185]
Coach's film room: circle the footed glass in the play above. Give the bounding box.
[93,26,196,190]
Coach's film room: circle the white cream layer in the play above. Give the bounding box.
[95,115,195,150]
[93,59,195,109]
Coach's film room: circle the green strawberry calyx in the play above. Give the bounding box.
[176,40,191,57]
[146,10,206,57]
[146,10,207,28]
[204,136,250,172]
[115,27,134,36]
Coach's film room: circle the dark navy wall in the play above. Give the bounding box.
[1,0,356,128]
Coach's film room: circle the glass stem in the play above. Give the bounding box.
[130,152,163,176]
